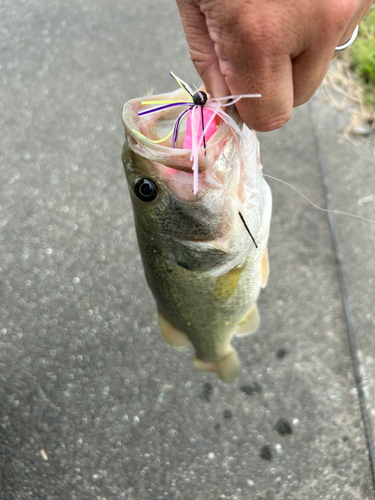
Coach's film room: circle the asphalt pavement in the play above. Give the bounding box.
[1,1,374,499]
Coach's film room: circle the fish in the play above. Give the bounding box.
[121,86,272,383]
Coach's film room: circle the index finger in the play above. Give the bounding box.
[175,0,230,98]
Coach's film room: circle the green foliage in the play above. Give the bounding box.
[350,5,375,106]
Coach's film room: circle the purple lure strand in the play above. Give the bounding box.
[138,102,194,117]
[172,109,190,148]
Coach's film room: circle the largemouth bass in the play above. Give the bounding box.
[121,88,272,383]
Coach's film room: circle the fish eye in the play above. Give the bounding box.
[134,178,158,202]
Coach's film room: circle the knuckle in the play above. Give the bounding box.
[189,48,214,73]
[235,12,286,53]
[204,6,279,57]
[322,0,358,32]
[189,47,210,64]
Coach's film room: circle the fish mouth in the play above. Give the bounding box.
[122,88,241,175]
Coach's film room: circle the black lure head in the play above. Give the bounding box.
[193,90,208,106]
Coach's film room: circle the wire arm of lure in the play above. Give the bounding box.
[201,105,206,153]
[239,211,258,248]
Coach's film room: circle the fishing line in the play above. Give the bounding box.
[262,173,375,224]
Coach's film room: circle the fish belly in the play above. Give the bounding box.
[136,181,272,367]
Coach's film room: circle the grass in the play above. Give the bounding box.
[349,5,375,107]
[321,7,375,140]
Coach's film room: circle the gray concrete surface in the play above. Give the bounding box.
[0,1,374,499]
[310,93,375,460]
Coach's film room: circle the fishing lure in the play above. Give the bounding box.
[132,72,261,193]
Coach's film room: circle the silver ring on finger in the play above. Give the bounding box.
[335,25,359,51]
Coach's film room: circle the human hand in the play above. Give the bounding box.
[175,0,373,131]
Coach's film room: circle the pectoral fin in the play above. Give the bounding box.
[261,247,269,288]
[158,310,189,350]
[235,303,260,336]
